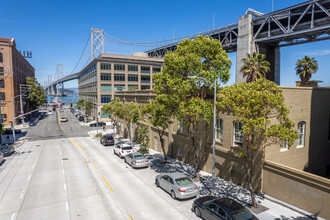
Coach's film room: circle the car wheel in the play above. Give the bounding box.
[156,179,160,187]
[113,150,115,155]
[171,190,176,199]
[194,207,201,217]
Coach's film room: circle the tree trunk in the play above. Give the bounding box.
[243,157,257,208]
[192,125,200,181]
[160,136,167,162]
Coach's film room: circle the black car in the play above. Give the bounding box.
[90,122,106,127]
[192,196,258,220]
[78,116,85,121]
[4,128,22,135]
[0,145,15,156]
[100,134,114,146]
[29,121,37,126]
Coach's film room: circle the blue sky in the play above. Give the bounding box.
[1,0,330,88]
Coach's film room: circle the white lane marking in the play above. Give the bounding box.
[62,160,64,165]
[11,213,16,220]
[66,202,69,211]
[20,191,24,199]
[27,174,32,181]
[63,169,65,175]
[32,164,36,169]
[64,183,67,190]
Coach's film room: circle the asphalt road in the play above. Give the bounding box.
[0,109,198,220]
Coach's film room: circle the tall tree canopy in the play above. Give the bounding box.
[26,77,46,108]
[76,99,93,115]
[295,56,318,86]
[217,78,298,207]
[153,35,231,179]
[240,52,270,83]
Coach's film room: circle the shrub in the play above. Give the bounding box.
[138,146,149,154]
[95,133,102,138]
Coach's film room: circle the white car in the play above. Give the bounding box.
[48,111,53,115]
[0,152,4,165]
[60,117,68,122]
[113,143,134,158]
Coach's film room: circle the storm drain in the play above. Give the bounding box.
[62,158,69,160]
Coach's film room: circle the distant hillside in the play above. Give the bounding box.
[65,87,78,94]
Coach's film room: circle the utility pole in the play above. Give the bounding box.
[0,98,2,147]
[11,97,15,143]
[84,97,86,123]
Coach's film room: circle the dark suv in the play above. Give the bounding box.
[100,134,114,146]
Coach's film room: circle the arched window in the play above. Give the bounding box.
[0,53,3,62]
[297,121,306,147]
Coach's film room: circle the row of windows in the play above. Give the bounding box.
[178,119,307,150]
[0,80,4,88]
[101,84,111,92]
[99,62,161,73]
[101,73,151,82]
[80,64,97,79]
[0,53,2,63]
[0,67,3,75]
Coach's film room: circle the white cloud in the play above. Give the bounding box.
[303,49,330,56]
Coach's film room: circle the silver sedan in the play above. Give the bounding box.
[124,152,149,168]
[155,172,199,200]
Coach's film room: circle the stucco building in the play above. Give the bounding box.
[77,53,162,119]
[0,38,35,125]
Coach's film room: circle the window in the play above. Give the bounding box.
[281,140,289,151]
[233,121,243,146]
[216,118,223,142]
[297,122,306,147]
[141,75,150,83]
[1,114,7,122]
[128,85,138,91]
[0,53,3,62]
[0,80,4,88]
[128,74,138,81]
[141,66,150,74]
[100,63,111,70]
[101,73,111,81]
[101,111,110,118]
[114,74,125,81]
[153,67,161,74]
[0,92,5,100]
[101,95,111,103]
[114,64,125,71]
[141,85,150,90]
[0,67,3,75]
[114,85,125,92]
[128,65,138,72]
[177,121,183,133]
[101,84,111,92]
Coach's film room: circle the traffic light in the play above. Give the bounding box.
[70,103,73,107]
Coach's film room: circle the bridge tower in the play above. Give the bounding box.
[236,14,280,84]
[91,28,104,61]
[56,64,64,96]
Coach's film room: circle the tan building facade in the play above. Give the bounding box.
[0,38,35,126]
[116,86,330,218]
[78,53,163,120]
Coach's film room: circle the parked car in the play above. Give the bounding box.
[0,145,15,156]
[4,129,22,135]
[78,116,84,121]
[155,172,199,200]
[90,122,106,127]
[124,152,149,168]
[113,143,134,158]
[100,134,114,146]
[192,196,258,220]
[60,117,68,122]
[0,152,4,164]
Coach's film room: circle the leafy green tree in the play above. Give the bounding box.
[136,124,149,154]
[295,55,318,86]
[142,96,175,162]
[76,99,93,115]
[216,78,298,207]
[153,36,231,179]
[102,98,140,141]
[240,52,270,83]
[26,77,46,108]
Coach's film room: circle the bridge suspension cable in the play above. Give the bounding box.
[69,33,91,75]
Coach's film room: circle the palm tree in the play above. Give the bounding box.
[240,52,270,83]
[295,56,318,86]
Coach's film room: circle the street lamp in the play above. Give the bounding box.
[188,76,217,195]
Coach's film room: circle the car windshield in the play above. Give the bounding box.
[2,146,9,150]
[122,147,132,150]
[231,207,254,220]
[175,177,193,186]
[134,155,145,160]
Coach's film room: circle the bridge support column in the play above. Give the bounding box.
[236,14,280,85]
